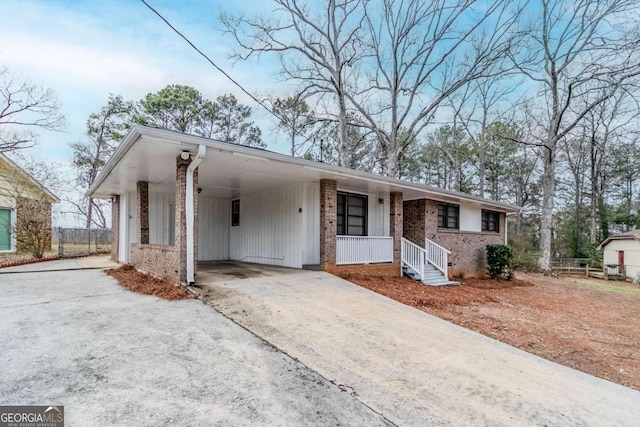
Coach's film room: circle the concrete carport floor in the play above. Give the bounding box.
[0,261,389,426]
[194,268,640,426]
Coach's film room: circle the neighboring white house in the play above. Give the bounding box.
[88,125,519,285]
[598,230,640,280]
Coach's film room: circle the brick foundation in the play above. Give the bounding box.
[111,195,119,262]
[404,198,506,278]
[130,243,180,283]
[320,179,337,270]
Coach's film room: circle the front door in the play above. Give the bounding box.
[618,250,625,266]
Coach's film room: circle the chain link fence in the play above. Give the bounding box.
[54,227,112,258]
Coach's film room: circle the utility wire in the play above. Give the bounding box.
[140,0,277,118]
[140,0,325,158]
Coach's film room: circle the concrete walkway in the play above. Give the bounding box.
[0,254,119,273]
[196,270,640,426]
[0,261,388,426]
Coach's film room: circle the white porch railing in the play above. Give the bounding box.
[401,238,425,280]
[336,236,394,265]
[425,238,451,279]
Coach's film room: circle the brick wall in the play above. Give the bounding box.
[136,181,149,244]
[174,156,199,283]
[175,157,188,282]
[404,198,506,278]
[402,199,425,246]
[389,192,403,264]
[14,197,53,253]
[130,243,180,283]
[320,179,337,270]
[111,195,119,262]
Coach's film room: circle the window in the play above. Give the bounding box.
[437,203,459,229]
[337,192,367,236]
[231,200,240,226]
[482,210,500,232]
[0,208,11,251]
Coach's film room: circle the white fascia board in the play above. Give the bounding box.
[89,125,521,213]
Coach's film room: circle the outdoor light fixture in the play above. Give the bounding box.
[180,151,191,160]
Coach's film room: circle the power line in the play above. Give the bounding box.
[139,0,325,157]
[140,0,274,116]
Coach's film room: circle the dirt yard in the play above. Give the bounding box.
[340,272,640,391]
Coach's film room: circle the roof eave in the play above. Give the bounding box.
[89,125,522,213]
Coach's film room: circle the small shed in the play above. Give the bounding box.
[597,230,640,280]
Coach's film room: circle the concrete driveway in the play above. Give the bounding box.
[196,269,640,426]
[0,261,389,426]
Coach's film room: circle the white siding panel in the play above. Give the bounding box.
[603,240,640,279]
[198,197,230,261]
[459,204,481,232]
[303,182,320,265]
[148,190,174,245]
[127,191,138,245]
[230,183,304,268]
[367,194,389,236]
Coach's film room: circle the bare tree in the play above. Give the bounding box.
[71,94,134,228]
[0,67,65,152]
[450,77,520,197]
[510,0,640,273]
[347,0,523,177]
[576,91,639,243]
[271,95,316,156]
[221,0,366,166]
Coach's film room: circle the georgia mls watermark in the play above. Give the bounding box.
[0,406,64,427]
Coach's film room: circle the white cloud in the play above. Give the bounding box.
[0,0,286,165]
[1,34,167,92]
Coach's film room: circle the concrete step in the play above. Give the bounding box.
[422,270,443,278]
[422,280,460,287]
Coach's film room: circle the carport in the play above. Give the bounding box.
[195,260,302,285]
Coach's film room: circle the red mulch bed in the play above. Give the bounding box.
[106,265,194,301]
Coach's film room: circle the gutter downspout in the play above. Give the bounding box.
[186,145,206,284]
[504,215,508,246]
[504,212,516,246]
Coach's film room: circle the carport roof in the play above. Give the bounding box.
[88,125,519,212]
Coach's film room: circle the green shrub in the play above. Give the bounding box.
[486,244,514,280]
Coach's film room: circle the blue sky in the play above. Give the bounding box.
[1,0,287,164]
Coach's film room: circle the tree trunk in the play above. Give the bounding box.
[337,92,349,167]
[86,197,93,229]
[589,138,598,244]
[538,146,555,274]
